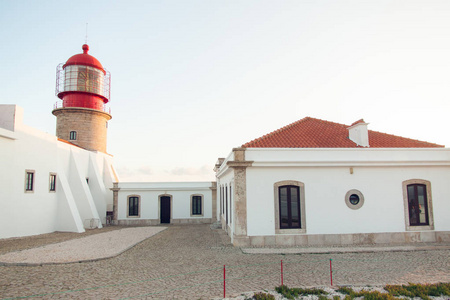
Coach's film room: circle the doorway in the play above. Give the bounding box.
[160,196,171,224]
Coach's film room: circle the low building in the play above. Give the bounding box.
[216,117,450,246]
[113,182,216,225]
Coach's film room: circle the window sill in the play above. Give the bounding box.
[276,228,306,234]
[406,225,434,231]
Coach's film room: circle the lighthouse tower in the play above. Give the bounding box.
[53,44,111,153]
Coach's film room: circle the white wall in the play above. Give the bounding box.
[0,105,115,239]
[242,148,450,237]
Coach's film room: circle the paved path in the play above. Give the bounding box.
[0,227,166,265]
[0,224,449,299]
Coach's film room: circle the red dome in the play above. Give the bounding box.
[63,44,105,73]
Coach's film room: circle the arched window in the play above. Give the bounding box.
[402,179,434,231]
[127,195,140,217]
[274,181,306,234]
[191,194,203,216]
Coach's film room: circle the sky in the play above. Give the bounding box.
[1,0,450,182]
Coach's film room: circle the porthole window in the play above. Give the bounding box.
[345,189,364,210]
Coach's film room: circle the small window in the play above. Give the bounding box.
[128,196,140,217]
[86,178,89,184]
[191,194,204,216]
[49,173,57,192]
[25,170,35,192]
[69,131,77,140]
[345,189,365,210]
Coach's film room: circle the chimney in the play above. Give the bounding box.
[348,119,369,147]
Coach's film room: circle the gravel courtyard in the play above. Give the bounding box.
[0,224,449,299]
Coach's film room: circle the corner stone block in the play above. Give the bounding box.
[405,232,421,243]
[436,232,450,242]
[250,236,265,247]
[264,236,277,246]
[307,234,326,246]
[389,232,407,244]
[295,235,308,246]
[275,235,296,247]
[372,233,392,244]
[323,234,341,245]
[340,234,354,245]
[420,231,437,242]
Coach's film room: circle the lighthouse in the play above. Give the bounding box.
[53,44,111,153]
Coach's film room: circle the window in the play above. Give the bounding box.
[49,173,57,192]
[407,184,429,226]
[344,189,364,210]
[25,170,35,192]
[274,181,306,234]
[191,195,203,216]
[220,186,223,215]
[279,185,300,229]
[229,185,232,224]
[402,179,434,231]
[69,131,77,140]
[127,195,140,217]
[225,185,228,225]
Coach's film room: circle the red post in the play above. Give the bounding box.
[329,259,333,286]
[223,265,226,298]
[281,260,284,286]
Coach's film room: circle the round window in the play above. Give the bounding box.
[349,194,360,205]
[345,189,364,210]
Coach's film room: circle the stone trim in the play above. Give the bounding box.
[344,189,364,210]
[110,182,120,224]
[243,231,450,247]
[402,179,434,231]
[127,195,141,218]
[190,194,204,217]
[274,180,306,234]
[158,194,173,224]
[210,182,217,221]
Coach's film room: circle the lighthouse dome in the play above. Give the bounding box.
[64,44,105,73]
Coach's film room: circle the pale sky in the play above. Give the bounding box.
[1,1,450,182]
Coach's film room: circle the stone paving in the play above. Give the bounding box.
[0,224,449,299]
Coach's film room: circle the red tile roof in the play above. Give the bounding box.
[242,117,444,148]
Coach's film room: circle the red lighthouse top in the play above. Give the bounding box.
[55,44,111,111]
[64,44,105,74]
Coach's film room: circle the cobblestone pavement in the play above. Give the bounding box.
[0,224,449,299]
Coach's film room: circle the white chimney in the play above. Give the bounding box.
[348,119,369,147]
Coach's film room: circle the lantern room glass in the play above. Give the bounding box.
[64,65,105,98]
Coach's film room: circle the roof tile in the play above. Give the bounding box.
[242,117,444,148]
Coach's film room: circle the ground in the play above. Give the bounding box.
[0,224,449,299]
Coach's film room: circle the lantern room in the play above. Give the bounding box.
[55,44,111,111]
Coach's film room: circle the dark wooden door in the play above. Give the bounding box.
[160,196,171,224]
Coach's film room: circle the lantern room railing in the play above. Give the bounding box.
[53,100,111,115]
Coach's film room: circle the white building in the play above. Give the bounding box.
[113,181,216,225]
[0,105,116,239]
[216,118,450,246]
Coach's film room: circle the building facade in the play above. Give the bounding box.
[216,118,450,246]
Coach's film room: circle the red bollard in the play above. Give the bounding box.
[329,259,333,286]
[223,265,226,298]
[281,260,284,286]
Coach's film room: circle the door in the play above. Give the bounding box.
[160,196,171,224]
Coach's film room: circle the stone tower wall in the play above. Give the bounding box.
[53,107,112,153]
